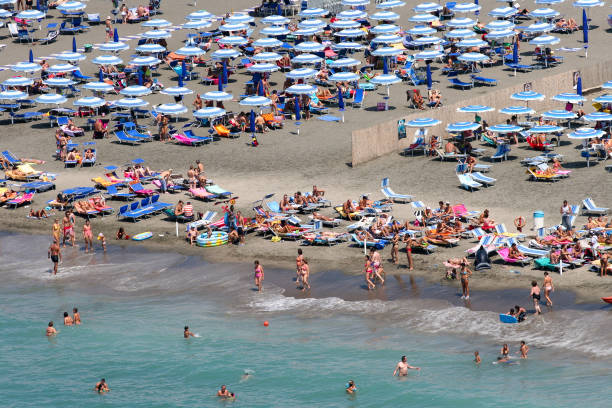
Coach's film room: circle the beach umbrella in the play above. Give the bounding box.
[453,3,481,13]
[16,9,45,19]
[541,109,577,119]
[257,79,265,96]
[114,98,149,108]
[489,6,517,18]
[56,52,85,62]
[383,58,389,74]
[458,52,489,62]
[129,56,161,66]
[511,91,545,102]
[573,0,604,6]
[291,54,323,65]
[193,107,226,119]
[155,103,188,115]
[522,23,555,33]
[298,19,327,29]
[247,63,280,73]
[335,28,367,38]
[583,112,612,121]
[261,26,291,36]
[552,92,585,103]
[239,96,272,107]
[142,29,171,40]
[73,96,106,108]
[262,15,290,25]
[405,118,441,127]
[186,10,214,20]
[526,125,564,133]
[183,20,212,30]
[529,35,560,46]
[0,9,11,18]
[98,41,129,52]
[219,23,248,32]
[446,121,480,132]
[331,20,361,29]
[512,41,518,64]
[226,13,254,24]
[488,124,523,133]
[294,27,323,36]
[141,18,172,28]
[120,85,152,97]
[252,52,282,62]
[372,47,403,57]
[83,82,114,93]
[456,38,488,48]
[2,77,33,87]
[370,24,400,35]
[377,0,405,8]
[485,29,515,39]
[294,96,301,122]
[446,29,476,39]
[593,95,612,103]
[135,43,166,53]
[252,38,282,48]
[485,20,515,31]
[372,34,403,44]
[248,109,256,136]
[72,37,77,53]
[47,64,79,73]
[294,41,325,52]
[160,86,193,97]
[370,74,401,99]
[175,46,205,57]
[535,0,564,3]
[113,28,119,42]
[0,90,28,100]
[529,8,560,19]
[567,128,604,139]
[44,78,76,87]
[408,13,438,23]
[98,68,104,82]
[342,0,370,6]
[35,93,68,105]
[329,72,360,82]
[57,1,86,11]
[582,8,589,45]
[202,91,233,101]
[328,58,361,68]
[413,50,444,60]
[457,105,494,113]
[300,8,329,18]
[92,55,122,65]
[577,77,583,96]
[217,75,223,92]
[211,49,241,60]
[181,59,187,81]
[334,41,366,50]
[336,9,367,19]
[286,84,318,95]
[285,68,318,79]
[407,25,436,35]
[447,17,476,28]
[11,62,41,73]
[412,35,443,45]
[413,2,442,13]
[499,106,536,115]
[222,60,228,85]
[338,87,345,111]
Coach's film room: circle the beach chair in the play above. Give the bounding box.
[380,178,413,203]
[457,174,482,191]
[6,192,34,208]
[526,168,560,182]
[351,233,387,249]
[534,257,570,275]
[448,78,473,89]
[505,63,533,74]
[1,150,22,167]
[16,181,55,193]
[517,245,549,258]
[452,204,480,221]
[184,129,213,144]
[436,150,467,161]
[105,185,135,201]
[189,187,217,201]
[470,74,497,86]
[465,234,496,256]
[470,172,496,186]
[402,136,427,156]
[206,184,231,197]
[186,211,217,231]
[497,247,531,266]
[150,195,173,212]
[129,182,155,197]
[490,144,510,161]
[352,89,364,109]
[581,198,609,215]
[115,131,141,145]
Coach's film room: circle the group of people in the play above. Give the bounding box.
[45,307,81,336]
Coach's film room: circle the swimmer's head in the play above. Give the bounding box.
[184,326,189,331]
[48,321,53,327]
[64,312,68,318]
[298,249,302,255]
[73,307,78,313]
[401,355,406,362]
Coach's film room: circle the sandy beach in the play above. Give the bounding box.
[0,0,611,303]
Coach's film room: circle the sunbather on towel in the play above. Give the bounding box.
[508,243,527,260]
[356,230,375,242]
[29,208,50,219]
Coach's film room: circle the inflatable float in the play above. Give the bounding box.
[196,231,229,247]
[132,232,153,241]
[602,297,612,304]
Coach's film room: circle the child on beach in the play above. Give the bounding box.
[98,233,106,252]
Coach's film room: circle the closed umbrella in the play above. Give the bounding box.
[29,49,33,63]
[582,8,588,53]
[383,58,388,74]
[72,37,77,53]
[138,70,143,86]
[294,96,301,135]
[577,76,583,96]
[113,28,119,42]
[426,62,432,89]
[512,41,518,64]
[338,87,345,122]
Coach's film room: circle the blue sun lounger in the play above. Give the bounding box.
[17,181,55,193]
[470,172,496,186]
[380,178,413,203]
[115,131,141,145]
[449,77,473,89]
[2,150,22,166]
[517,245,549,258]
[470,74,497,86]
[105,185,135,201]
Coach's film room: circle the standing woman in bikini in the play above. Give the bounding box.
[364,255,375,290]
[52,219,61,244]
[543,272,554,306]
[459,261,472,299]
[254,260,264,292]
[83,220,93,253]
[295,249,304,287]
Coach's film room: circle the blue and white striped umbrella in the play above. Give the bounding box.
[291,54,323,64]
[285,68,318,79]
[262,15,290,25]
[485,20,515,31]
[511,91,545,101]
[341,0,370,6]
[413,50,444,59]
[331,20,361,29]
[73,96,106,107]
[336,28,366,37]
[252,52,282,62]
[485,29,516,38]
[489,7,518,17]
[35,93,67,105]
[458,52,489,62]
[529,35,560,45]
[47,63,79,73]
[456,38,488,47]
[57,1,86,11]
[535,0,564,3]
[412,35,443,45]
[499,106,536,115]
[600,81,611,89]
[129,56,161,66]
[457,105,494,113]
[377,0,405,8]
[114,98,149,108]
[0,0,15,4]
[261,26,291,36]
[405,117,442,127]
[593,95,612,103]
[186,10,214,20]
[541,109,577,119]
[219,23,248,32]
[298,19,326,29]
[413,2,442,13]
[446,17,476,28]
[0,9,12,18]
[83,82,114,92]
[370,24,400,35]
[328,58,361,68]
[226,13,254,24]
[529,8,560,18]
[408,13,438,22]
[11,62,41,72]
[183,20,212,30]
[44,78,76,87]
[567,128,605,139]
[372,47,404,57]
[135,43,166,53]
[16,10,45,19]
[372,34,403,43]
[155,103,188,115]
[202,91,233,101]
[217,36,248,46]
[446,121,480,132]
[407,25,436,35]
[55,52,86,62]
[329,72,360,82]
[252,38,282,48]
[120,85,152,97]
[583,112,612,121]
[446,29,476,39]
[552,92,585,102]
[370,11,400,21]
[488,124,523,133]
[526,125,564,133]
[369,74,402,85]
[334,41,365,50]
[0,90,28,100]
[522,22,555,33]
[141,18,172,28]
[92,55,123,65]
[294,41,324,52]
[294,27,322,36]
[193,107,226,118]
[337,9,367,19]
[247,63,280,73]
[160,86,193,96]
[142,29,171,39]
[573,0,604,7]
[453,3,481,13]
[2,77,33,87]
[239,96,272,107]
[211,49,241,59]
[300,8,329,18]
[98,41,129,52]
[175,46,205,57]
[286,84,318,94]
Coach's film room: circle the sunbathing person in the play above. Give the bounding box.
[508,243,526,260]
[428,89,442,108]
[312,185,325,197]
[186,226,198,246]
[0,189,17,204]
[356,230,375,242]
[444,140,459,154]
[175,201,184,216]
[316,87,334,100]
[312,212,333,222]
[342,200,357,219]
[83,149,94,163]
[48,193,69,209]
[477,209,495,230]
[29,208,49,219]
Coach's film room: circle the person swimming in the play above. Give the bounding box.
[346,380,357,394]
[184,326,195,338]
[94,378,109,393]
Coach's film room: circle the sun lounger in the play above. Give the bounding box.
[213,124,240,138]
[517,245,549,258]
[189,187,217,201]
[1,150,21,166]
[126,129,152,142]
[448,77,474,89]
[380,178,413,203]
[457,174,482,191]
[88,198,114,216]
[105,185,135,201]
[490,144,511,161]
[205,184,231,197]
[351,233,387,249]
[470,75,497,86]
[5,164,42,181]
[534,257,570,274]
[185,211,217,231]
[494,224,526,241]
[402,137,427,156]
[115,131,141,145]
[346,217,373,232]
[15,181,55,193]
[452,204,480,221]
[581,198,609,215]
[6,192,34,208]
[172,133,206,146]
[505,63,533,74]
[437,149,467,161]
[470,172,496,186]
[184,129,213,144]
[497,247,531,266]
[466,234,495,256]
[129,182,155,196]
[526,168,561,182]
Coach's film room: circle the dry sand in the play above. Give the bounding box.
[1,0,611,301]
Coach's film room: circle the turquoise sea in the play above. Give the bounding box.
[1,234,611,407]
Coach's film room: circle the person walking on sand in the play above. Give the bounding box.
[543,272,554,306]
[296,248,304,287]
[393,355,420,376]
[391,233,399,265]
[48,240,61,275]
[52,219,61,243]
[62,211,73,247]
[560,200,572,232]
[254,260,264,292]
[530,280,542,314]
[83,220,93,253]
[364,255,376,290]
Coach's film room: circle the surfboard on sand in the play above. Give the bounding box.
[132,232,153,241]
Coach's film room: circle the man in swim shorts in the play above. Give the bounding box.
[217,385,232,398]
[184,326,195,338]
[393,355,420,376]
[48,240,61,275]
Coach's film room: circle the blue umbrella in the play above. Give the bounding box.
[582,8,588,43]
[446,121,480,132]
[426,62,432,89]
[383,58,388,75]
[178,73,184,88]
[593,95,612,103]
[295,96,301,134]
[512,41,518,64]
[277,2,282,15]
[542,110,577,120]
[526,125,564,133]
[457,105,494,113]
[98,68,103,82]
[138,70,143,86]
[217,74,223,91]
[583,112,612,121]
[499,106,536,115]
[405,118,441,127]
[488,124,523,133]
[552,93,585,103]
[29,49,33,63]
[113,28,118,42]
[222,60,228,85]
[181,60,187,80]
[577,76,583,96]
[258,79,265,96]
[72,37,77,53]
[249,109,255,133]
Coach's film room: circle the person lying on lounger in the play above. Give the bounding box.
[476,209,495,229]
[357,195,373,210]
[67,119,83,133]
[444,140,460,154]
[0,190,17,204]
[508,243,527,260]
[356,230,375,242]
[342,200,357,219]
[312,212,334,222]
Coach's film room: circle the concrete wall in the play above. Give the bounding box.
[351,60,612,166]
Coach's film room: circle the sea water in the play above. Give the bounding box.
[0,234,611,407]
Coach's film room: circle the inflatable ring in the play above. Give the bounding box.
[514,216,525,228]
[196,231,229,247]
